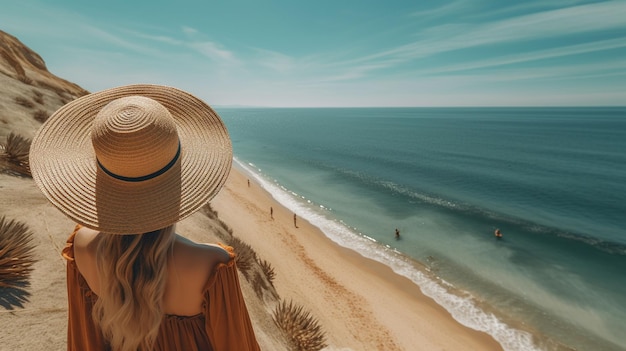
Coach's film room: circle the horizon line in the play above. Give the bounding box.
[213,105,626,109]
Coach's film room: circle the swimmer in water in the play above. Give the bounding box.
[495,228,503,239]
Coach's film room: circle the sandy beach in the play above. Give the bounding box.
[211,165,503,350]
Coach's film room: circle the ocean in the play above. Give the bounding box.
[215,107,626,351]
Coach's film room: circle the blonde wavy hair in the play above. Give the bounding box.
[93,225,175,351]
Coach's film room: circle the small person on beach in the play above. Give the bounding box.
[395,228,400,239]
[270,206,274,219]
[29,85,260,351]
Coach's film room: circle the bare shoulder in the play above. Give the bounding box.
[72,227,102,292]
[74,226,100,245]
[199,242,233,263]
[172,235,232,270]
[163,235,233,314]
[73,226,102,256]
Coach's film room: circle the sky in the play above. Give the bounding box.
[1,0,625,107]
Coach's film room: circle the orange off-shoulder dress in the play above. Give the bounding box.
[61,226,261,351]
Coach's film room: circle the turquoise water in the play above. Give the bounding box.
[216,107,626,351]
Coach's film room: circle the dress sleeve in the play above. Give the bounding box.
[62,225,107,351]
[203,245,261,351]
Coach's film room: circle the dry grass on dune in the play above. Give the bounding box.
[0,216,37,309]
[0,132,32,177]
[228,235,258,278]
[258,259,276,287]
[12,91,51,123]
[273,300,328,351]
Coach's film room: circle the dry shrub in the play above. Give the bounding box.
[223,224,233,237]
[35,80,66,97]
[32,90,44,104]
[0,216,37,289]
[272,300,327,351]
[252,270,269,299]
[202,203,233,237]
[14,96,34,109]
[202,203,219,220]
[258,259,276,287]
[0,50,25,77]
[227,236,256,279]
[33,109,49,123]
[251,269,279,302]
[220,214,234,233]
[17,75,33,85]
[217,220,233,237]
[0,132,31,177]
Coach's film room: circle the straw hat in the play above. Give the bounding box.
[30,84,232,234]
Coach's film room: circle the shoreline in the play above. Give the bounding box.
[211,164,503,350]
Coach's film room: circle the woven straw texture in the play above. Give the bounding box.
[29,84,232,234]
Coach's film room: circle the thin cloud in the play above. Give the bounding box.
[422,38,626,75]
[1,2,178,59]
[122,29,183,46]
[188,41,238,64]
[182,26,198,35]
[410,0,472,18]
[2,2,237,66]
[399,1,625,59]
[460,1,626,46]
[124,26,240,66]
[312,62,402,83]
[508,59,626,81]
[175,27,240,65]
[122,26,241,67]
[420,58,626,85]
[78,25,167,57]
[253,48,296,73]
[471,0,595,20]
[325,1,626,81]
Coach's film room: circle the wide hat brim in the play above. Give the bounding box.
[30,84,232,234]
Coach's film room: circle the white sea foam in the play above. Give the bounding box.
[235,158,543,351]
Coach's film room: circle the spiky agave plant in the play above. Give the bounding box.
[0,132,32,177]
[227,236,257,279]
[272,300,327,351]
[258,259,276,287]
[0,216,37,289]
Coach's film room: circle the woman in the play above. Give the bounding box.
[30,84,260,351]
